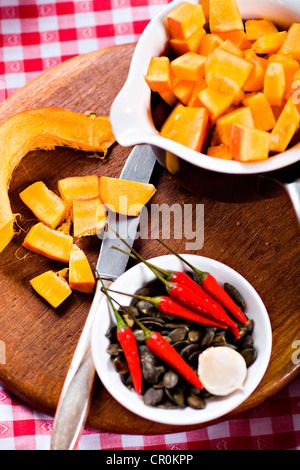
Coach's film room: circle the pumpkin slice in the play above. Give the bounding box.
[171,52,207,82]
[69,245,95,294]
[23,222,73,262]
[279,23,300,61]
[166,2,206,40]
[243,92,276,131]
[245,19,278,41]
[72,197,107,237]
[58,175,100,202]
[99,177,157,217]
[169,27,206,56]
[19,181,67,229]
[251,31,287,55]
[214,107,254,146]
[0,107,115,253]
[199,34,224,56]
[264,62,286,107]
[193,87,235,123]
[145,56,172,93]
[30,269,72,308]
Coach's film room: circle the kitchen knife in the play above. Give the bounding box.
[50,144,157,450]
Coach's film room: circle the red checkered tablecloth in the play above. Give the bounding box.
[0,0,299,451]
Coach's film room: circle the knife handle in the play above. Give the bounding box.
[50,279,113,450]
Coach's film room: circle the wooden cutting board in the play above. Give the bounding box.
[0,44,299,435]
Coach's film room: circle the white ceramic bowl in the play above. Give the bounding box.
[91,254,272,426]
[110,0,300,176]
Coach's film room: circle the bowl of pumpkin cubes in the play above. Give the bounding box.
[110,0,300,198]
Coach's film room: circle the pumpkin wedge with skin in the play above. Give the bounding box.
[69,245,95,294]
[58,175,100,203]
[0,107,115,253]
[19,181,67,229]
[99,176,156,217]
[23,221,73,262]
[30,268,72,308]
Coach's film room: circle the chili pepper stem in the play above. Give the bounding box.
[99,277,126,329]
[156,239,207,281]
[110,245,170,278]
[106,287,161,308]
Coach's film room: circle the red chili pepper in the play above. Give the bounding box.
[157,240,248,325]
[130,315,203,390]
[100,278,142,395]
[110,234,240,338]
[108,289,229,329]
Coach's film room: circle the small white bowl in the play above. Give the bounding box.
[91,254,272,426]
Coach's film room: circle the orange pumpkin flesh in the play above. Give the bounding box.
[58,175,100,202]
[69,245,95,294]
[30,269,72,308]
[19,181,67,229]
[0,107,115,253]
[23,222,73,263]
[72,197,107,237]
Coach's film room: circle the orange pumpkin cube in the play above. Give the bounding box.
[205,48,253,95]
[245,19,278,41]
[19,181,67,229]
[187,78,207,106]
[215,106,254,146]
[172,79,195,105]
[251,31,287,55]
[230,124,271,161]
[243,49,268,92]
[244,92,276,131]
[194,87,235,122]
[23,222,73,262]
[99,177,156,217]
[72,197,107,237]
[269,54,300,93]
[209,0,243,33]
[199,34,224,56]
[270,97,300,153]
[58,175,100,202]
[218,39,243,57]
[30,269,72,308]
[207,144,233,159]
[264,62,286,107]
[171,52,207,81]
[69,245,95,294]
[286,69,300,112]
[169,28,206,56]
[167,2,206,40]
[161,104,209,152]
[280,23,300,61]
[145,56,172,93]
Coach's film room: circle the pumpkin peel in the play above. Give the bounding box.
[0,107,115,253]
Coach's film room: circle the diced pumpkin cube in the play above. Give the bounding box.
[215,106,254,146]
[30,269,72,308]
[215,31,251,50]
[69,245,95,294]
[207,144,233,159]
[279,23,300,61]
[218,39,243,57]
[23,222,73,262]
[230,124,270,161]
[171,52,206,81]
[270,97,300,153]
[167,2,206,40]
[169,28,206,55]
[199,34,224,56]
[245,19,278,41]
[99,177,156,217]
[72,197,107,237]
[205,48,253,95]
[243,49,268,92]
[244,92,276,131]
[145,56,172,93]
[286,69,300,112]
[160,104,209,152]
[159,90,178,107]
[251,31,287,55]
[209,0,243,33]
[193,87,235,122]
[172,79,195,105]
[269,54,300,93]
[19,181,67,229]
[264,62,286,107]
[58,175,100,202]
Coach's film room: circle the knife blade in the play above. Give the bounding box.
[50,144,157,450]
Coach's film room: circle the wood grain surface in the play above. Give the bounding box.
[0,44,299,435]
